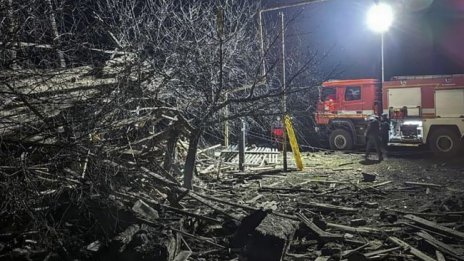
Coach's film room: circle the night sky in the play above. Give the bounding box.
[266,0,464,80]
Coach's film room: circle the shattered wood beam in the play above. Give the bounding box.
[297,202,358,213]
[404,214,464,240]
[158,203,222,224]
[325,223,398,235]
[436,251,446,261]
[197,144,221,154]
[171,228,226,249]
[115,191,222,224]
[368,180,392,188]
[140,167,178,187]
[173,250,192,261]
[296,213,343,241]
[404,182,442,188]
[364,246,402,258]
[387,208,464,217]
[193,191,299,221]
[402,222,453,239]
[300,179,349,185]
[341,243,370,259]
[186,191,239,221]
[259,186,314,193]
[141,167,292,221]
[416,231,464,261]
[388,236,437,261]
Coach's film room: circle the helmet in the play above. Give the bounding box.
[367,115,379,121]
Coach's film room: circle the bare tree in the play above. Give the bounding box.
[0,0,327,189]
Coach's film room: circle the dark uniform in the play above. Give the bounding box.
[365,117,383,161]
[380,115,390,150]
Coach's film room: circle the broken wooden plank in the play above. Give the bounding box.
[298,202,358,213]
[173,250,192,261]
[436,250,446,261]
[387,208,464,217]
[132,199,159,222]
[341,243,370,259]
[199,164,216,174]
[404,214,464,240]
[404,181,443,188]
[367,180,392,188]
[115,191,223,224]
[245,194,264,204]
[248,166,276,172]
[296,213,344,241]
[388,236,437,261]
[193,191,299,221]
[259,186,314,193]
[416,231,464,260]
[364,246,402,258]
[158,203,222,224]
[332,167,353,171]
[186,191,239,221]
[326,223,389,235]
[338,162,354,167]
[197,144,221,155]
[401,222,453,240]
[300,179,349,185]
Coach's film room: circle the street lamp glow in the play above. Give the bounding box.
[367,3,394,33]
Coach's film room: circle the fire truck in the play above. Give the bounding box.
[315,74,464,156]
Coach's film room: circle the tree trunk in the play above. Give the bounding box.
[45,0,66,68]
[7,0,17,68]
[163,131,179,172]
[183,129,202,189]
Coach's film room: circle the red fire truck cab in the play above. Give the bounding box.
[315,75,464,156]
[315,79,381,150]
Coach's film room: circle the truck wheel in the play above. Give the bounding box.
[329,129,353,150]
[429,128,461,157]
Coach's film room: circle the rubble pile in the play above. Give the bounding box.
[1,66,464,260]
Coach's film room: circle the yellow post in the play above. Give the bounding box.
[284,115,303,170]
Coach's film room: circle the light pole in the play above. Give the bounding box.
[367,2,393,85]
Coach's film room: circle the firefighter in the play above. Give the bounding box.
[365,115,383,161]
[380,113,390,151]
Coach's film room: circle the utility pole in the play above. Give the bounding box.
[258,1,328,171]
[224,94,229,147]
[258,11,266,76]
[258,0,329,77]
[238,118,246,171]
[280,12,288,172]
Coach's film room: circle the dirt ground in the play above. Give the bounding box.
[2,145,463,261]
[203,147,464,260]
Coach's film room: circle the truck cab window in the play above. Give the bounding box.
[321,87,336,101]
[345,86,361,101]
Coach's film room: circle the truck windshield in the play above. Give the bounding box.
[321,87,336,101]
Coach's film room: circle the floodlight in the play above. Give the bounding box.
[367,3,394,33]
